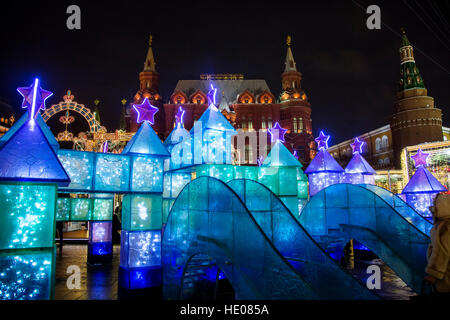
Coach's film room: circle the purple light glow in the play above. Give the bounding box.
[411,148,430,167]
[133,98,159,124]
[175,106,185,127]
[17,78,53,120]
[268,122,287,143]
[350,137,364,154]
[315,131,330,151]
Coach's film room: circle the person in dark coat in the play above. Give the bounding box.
[112,206,122,244]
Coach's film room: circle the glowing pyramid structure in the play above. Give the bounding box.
[305,149,344,174]
[342,152,376,185]
[262,140,302,167]
[0,113,59,151]
[0,120,70,186]
[305,133,344,196]
[122,121,170,157]
[189,104,236,134]
[402,166,446,194]
[164,124,190,147]
[164,124,192,169]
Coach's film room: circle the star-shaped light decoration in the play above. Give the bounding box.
[315,131,330,151]
[411,148,430,167]
[268,122,287,143]
[17,78,53,120]
[175,106,185,128]
[132,97,159,124]
[350,137,365,154]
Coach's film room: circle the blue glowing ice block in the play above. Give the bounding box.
[88,221,113,264]
[95,153,130,192]
[258,141,306,216]
[58,150,94,191]
[0,113,59,151]
[190,104,236,165]
[119,230,162,289]
[71,198,92,221]
[0,121,70,186]
[121,194,163,231]
[401,166,447,219]
[0,183,57,250]
[0,249,55,300]
[92,198,114,221]
[304,148,344,196]
[56,198,71,221]
[164,125,192,169]
[163,171,191,199]
[131,156,164,192]
[342,152,376,185]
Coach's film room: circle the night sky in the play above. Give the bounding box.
[0,0,449,145]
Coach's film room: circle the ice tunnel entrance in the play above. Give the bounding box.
[180,253,235,300]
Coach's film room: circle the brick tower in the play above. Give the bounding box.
[390,29,443,167]
[127,35,166,138]
[279,35,314,164]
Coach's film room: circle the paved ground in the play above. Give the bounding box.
[54,244,414,300]
[54,244,119,300]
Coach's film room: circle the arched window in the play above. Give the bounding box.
[375,138,381,152]
[261,116,266,129]
[248,116,253,130]
[242,116,246,129]
[298,118,303,132]
[378,158,383,165]
[384,158,390,165]
[268,116,272,129]
[381,135,389,150]
[293,117,297,132]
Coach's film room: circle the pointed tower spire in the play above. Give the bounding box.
[284,35,297,72]
[398,28,425,92]
[144,35,156,72]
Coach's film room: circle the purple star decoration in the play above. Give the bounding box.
[315,131,330,151]
[133,98,159,124]
[411,148,430,167]
[350,137,364,154]
[17,78,53,120]
[268,122,287,143]
[175,106,185,127]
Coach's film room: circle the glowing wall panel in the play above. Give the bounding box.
[70,198,92,221]
[56,197,113,221]
[0,249,54,300]
[58,150,94,191]
[56,198,71,221]
[122,195,163,231]
[95,154,130,192]
[120,230,161,268]
[92,199,113,221]
[163,172,191,199]
[0,183,56,250]
[131,156,164,192]
[308,172,341,197]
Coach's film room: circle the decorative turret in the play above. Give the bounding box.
[342,138,376,185]
[128,35,165,135]
[279,35,314,164]
[398,28,426,94]
[390,28,443,168]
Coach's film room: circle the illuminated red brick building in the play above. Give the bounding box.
[126,36,314,165]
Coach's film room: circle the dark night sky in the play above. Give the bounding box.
[0,0,449,145]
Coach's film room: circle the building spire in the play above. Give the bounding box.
[284,35,297,72]
[398,28,425,92]
[143,34,156,72]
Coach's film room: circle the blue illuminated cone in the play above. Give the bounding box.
[343,153,376,184]
[0,113,59,151]
[123,121,169,157]
[0,120,70,186]
[262,140,302,167]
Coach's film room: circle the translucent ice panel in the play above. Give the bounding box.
[308,172,340,197]
[0,249,54,300]
[120,230,161,268]
[300,183,430,293]
[56,198,71,221]
[89,221,112,243]
[92,199,113,221]
[122,195,163,231]
[58,150,94,190]
[131,156,164,192]
[95,154,130,192]
[71,198,92,221]
[0,183,56,250]
[163,172,191,199]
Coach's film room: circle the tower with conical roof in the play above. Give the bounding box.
[279,35,314,165]
[390,28,443,168]
[127,35,165,136]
